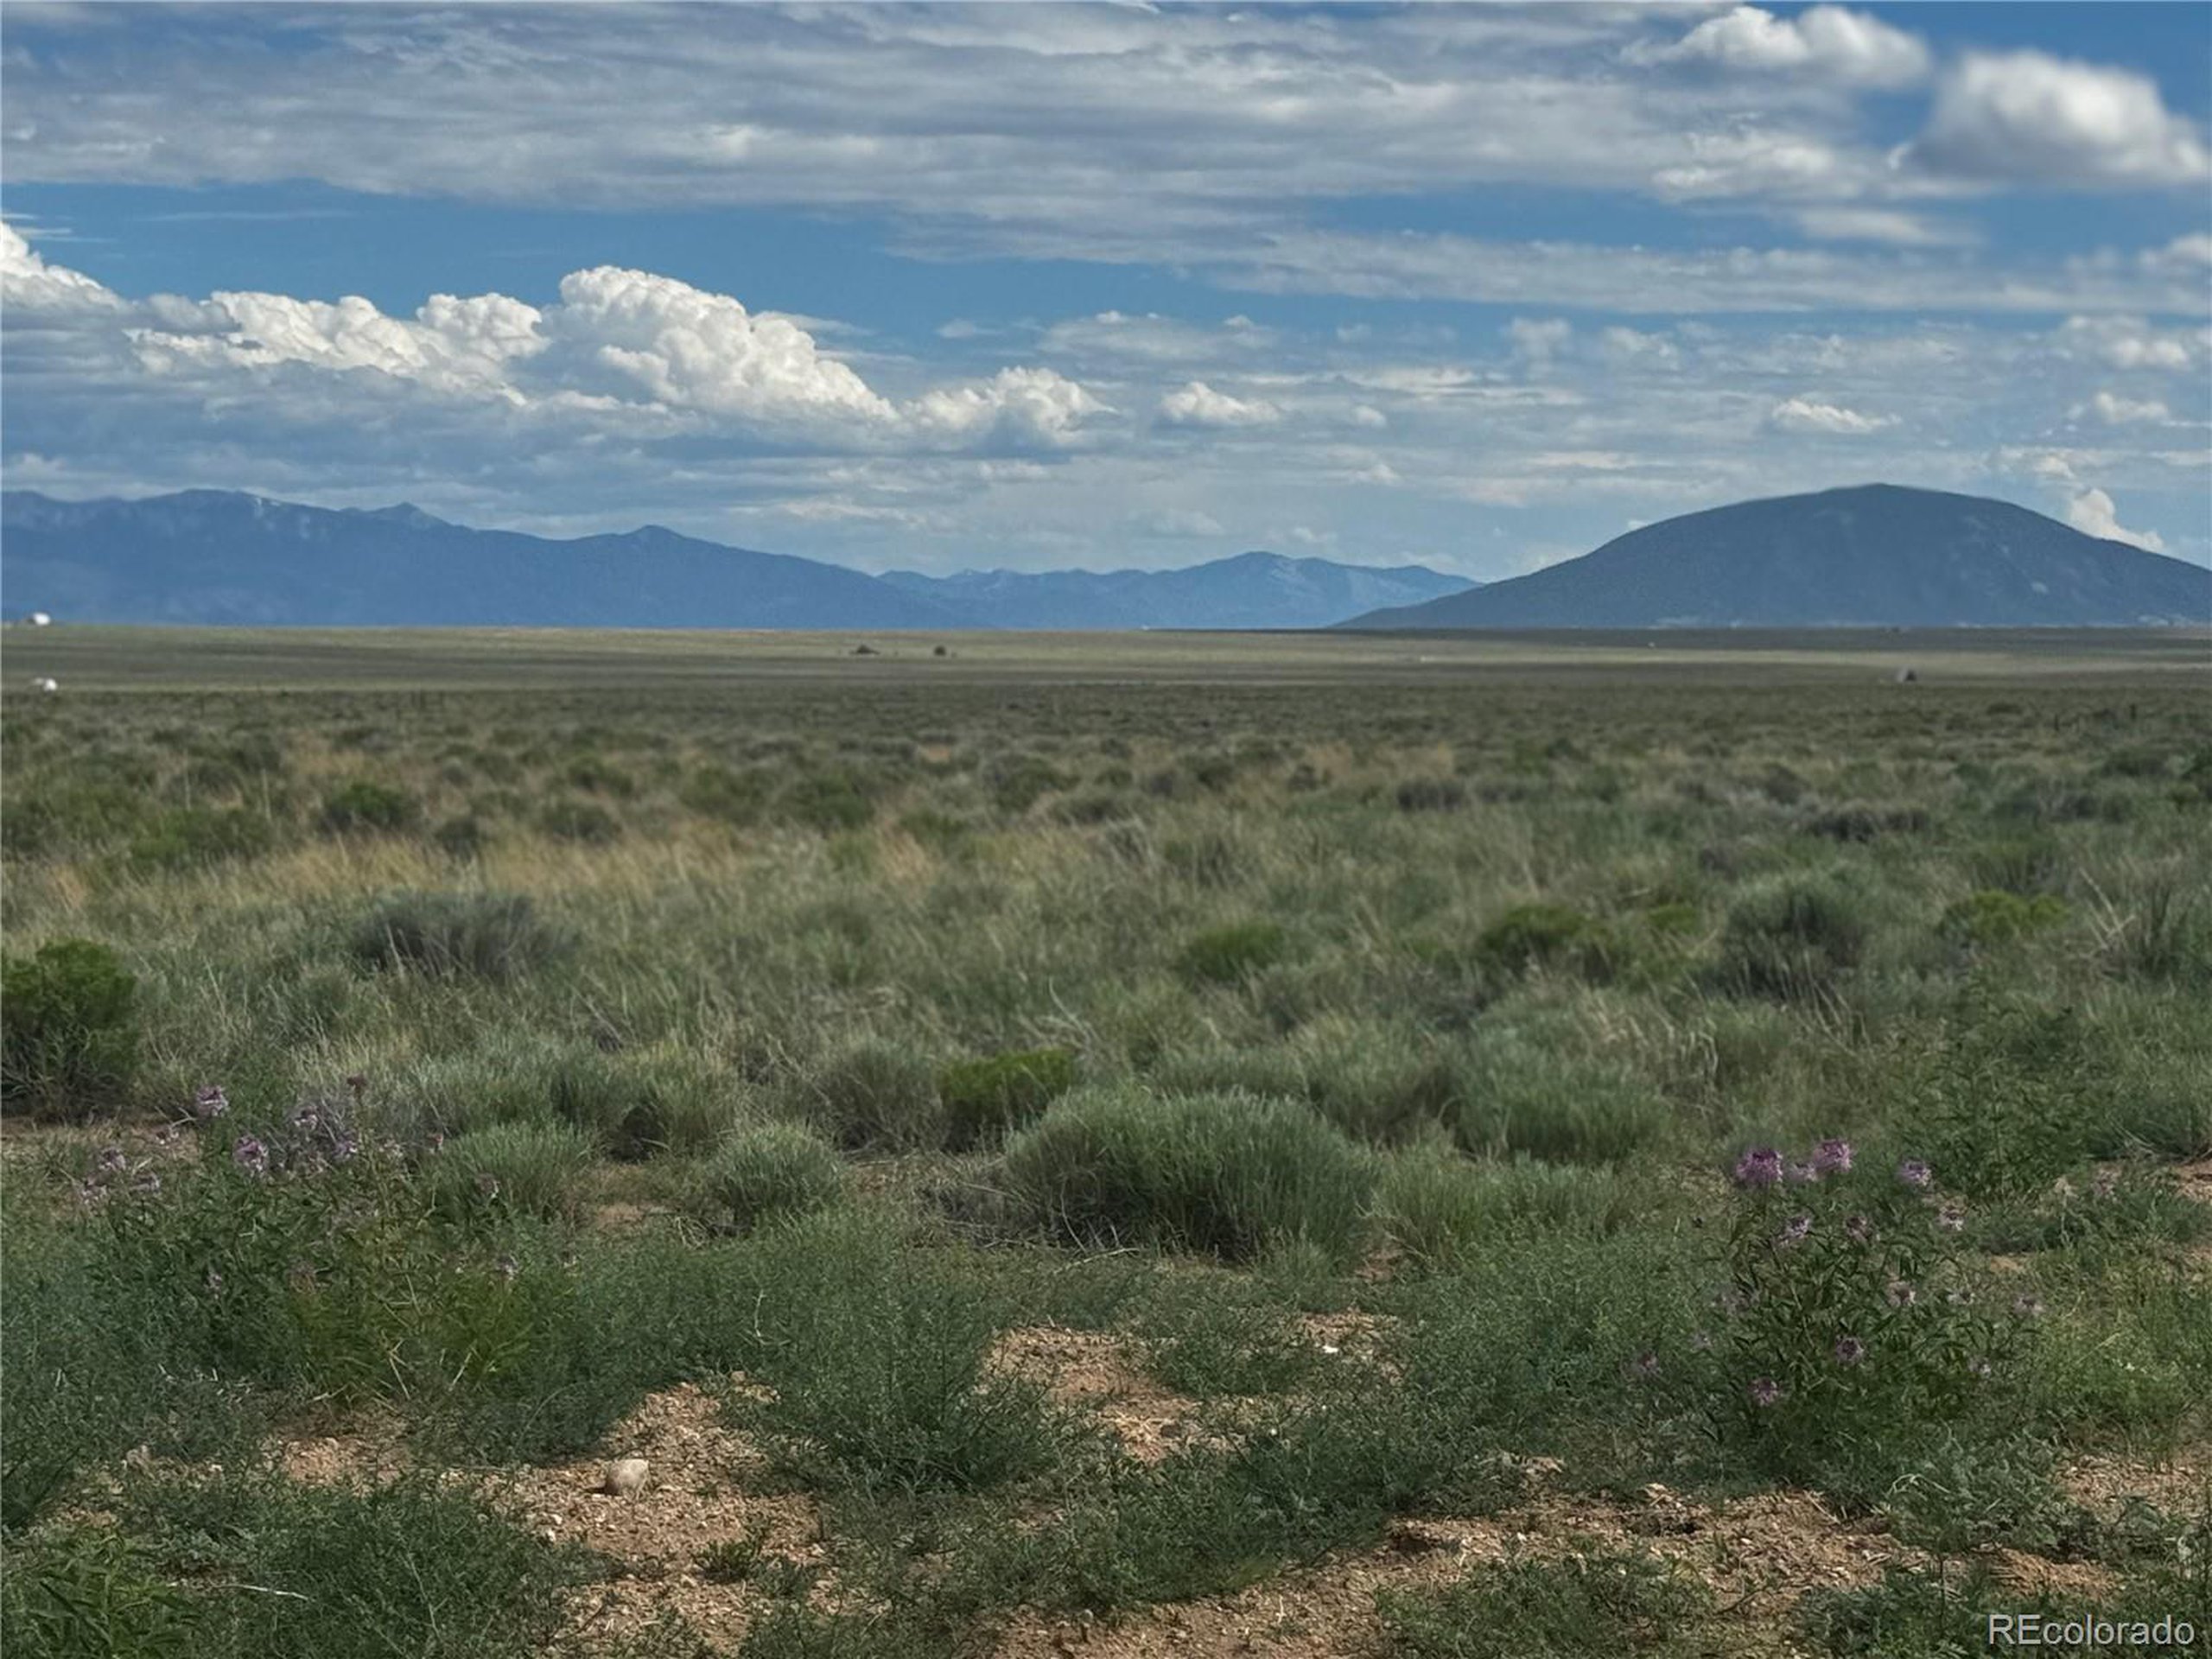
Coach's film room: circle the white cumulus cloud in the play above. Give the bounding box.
[1767,396,1896,435]
[1156,380,1283,428]
[2065,486,2167,551]
[1910,52,2212,188]
[1643,5,1929,87]
[2075,391,2172,427]
[0,220,124,312]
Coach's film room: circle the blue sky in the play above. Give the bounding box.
[3,3,2208,577]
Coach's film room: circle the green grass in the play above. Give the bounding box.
[3,632,2207,1653]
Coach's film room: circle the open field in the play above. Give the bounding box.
[3,629,2209,1658]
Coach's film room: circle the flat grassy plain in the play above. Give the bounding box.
[3,626,2209,1658]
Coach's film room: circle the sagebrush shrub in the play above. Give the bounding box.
[2,938,139,1118]
[124,805,275,872]
[1475,903,1616,983]
[999,1087,1372,1261]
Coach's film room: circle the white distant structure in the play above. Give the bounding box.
[31,677,59,693]
[27,613,53,627]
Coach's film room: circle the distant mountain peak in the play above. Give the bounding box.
[1342,483,2208,631]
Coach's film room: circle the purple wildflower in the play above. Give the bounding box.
[1748,1376,1784,1408]
[1843,1213,1877,1246]
[1897,1158,1933,1190]
[94,1145,128,1177]
[1935,1202,1967,1234]
[130,1170,162,1196]
[1833,1335,1868,1366]
[192,1084,229,1121]
[2011,1294,2045,1319]
[232,1135,270,1178]
[1733,1147,1784,1189]
[1776,1213,1814,1249]
[1885,1279,1917,1308]
[1813,1138,1854,1177]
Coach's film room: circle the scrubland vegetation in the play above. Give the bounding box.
[3,639,2209,1656]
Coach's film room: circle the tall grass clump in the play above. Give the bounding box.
[2,938,139,1119]
[430,1122,596,1224]
[347,891,568,981]
[999,1087,1372,1261]
[680,1121,845,1234]
[1714,875,1868,1001]
[803,1038,942,1149]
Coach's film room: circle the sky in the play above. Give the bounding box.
[3,2,2208,579]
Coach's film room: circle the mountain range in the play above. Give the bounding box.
[3,483,2204,632]
[0,491,1469,631]
[1339,484,2208,630]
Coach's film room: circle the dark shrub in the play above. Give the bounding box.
[1395,778,1467,813]
[1474,903,1615,982]
[986,753,1075,815]
[999,1087,1372,1261]
[1176,920,1288,986]
[2,938,138,1117]
[318,779,419,835]
[561,755,635,797]
[805,1039,941,1149]
[430,814,489,861]
[784,770,874,833]
[1715,877,1868,1000]
[536,798,621,843]
[938,1046,1078,1149]
[348,892,567,981]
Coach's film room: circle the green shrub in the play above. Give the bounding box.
[1395,778,1467,812]
[430,813,489,860]
[562,755,635,797]
[804,1039,941,1149]
[1175,920,1288,986]
[1715,876,1868,1000]
[784,770,874,833]
[1376,1152,1643,1267]
[681,1122,845,1234]
[431,1122,596,1224]
[318,779,419,835]
[536,798,621,843]
[2,938,138,1117]
[548,1050,733,1159]
[1940,888,2067,948]
[124,806,274,872]
[999,1087,1372,1261]
[1474,904,1616,982]
[348,892,567,981]
[0,1528,199,1658]
[938,1046,1078,1149]
[986,753,1075,815]
[1378,1547,1713,1657]
[682,763,772,825]
[1453,1031,1666,1166]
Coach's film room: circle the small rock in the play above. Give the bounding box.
[604,1456,650,1497]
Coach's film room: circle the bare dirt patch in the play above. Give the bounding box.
[492,1381,825,1654]
[990,1325,1202,1464]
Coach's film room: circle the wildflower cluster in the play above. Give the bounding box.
[1707,1138,2027,1475]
